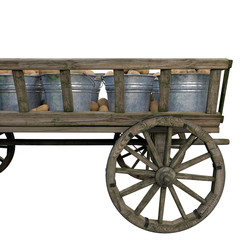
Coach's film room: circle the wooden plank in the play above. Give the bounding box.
[0,126,219,133]
[114,69,125,113]
[159,70,171,112]
[0,111,221,127]
[206,70,221,113]
[12,70,29,112]
[0,58,230,70]
[60,70,74,112]
[0,111,222,128]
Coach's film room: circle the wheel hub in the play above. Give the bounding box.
[155,167,176,187]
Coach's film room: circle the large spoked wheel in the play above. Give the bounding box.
[106,117,225,233]
[0,133,15,173]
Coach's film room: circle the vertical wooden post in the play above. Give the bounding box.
[158,70,171,112]
[114,69,125,113]
[206,69,221,114]
[60,70,74,112]
[218,60,233,114]
[12,70,29,112]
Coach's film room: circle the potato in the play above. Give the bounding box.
[105,71,114,75]
[124,69,128,74]
[153,72,160,79]
[197,69,211,74]
[39,70,59,74]
[187,69,197,73]
[0,70,12,74]
[150,100,158,112]
[99,105,108,112]
[31,104,49,111]
[128,70,140,75]
[23,70,40,75]
[98,98,108,107]
[138,69,149,74]
[90,101,99,111]
[71,70,95,75]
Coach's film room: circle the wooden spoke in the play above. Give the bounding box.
[135,184,159,215]
[158,187,166,223]
[124,146,158,171]
[120,178,155,197]
[164,127,173,167]
[121,146,145,158]
[176,173,215,182]
[131,149,147,169]
[131,159,140,169]
[168,185,187,220]
[174,180,206,204]
[143,131,163,168]
[170,134,196,168]
[174,153,211,172]
[115,168,155,177]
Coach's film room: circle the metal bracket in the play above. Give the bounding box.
[144,217,149,228]
[194,209,202,219]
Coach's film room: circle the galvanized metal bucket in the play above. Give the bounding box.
[0,74,42,111]
[91,77,102,102]
[103,75,155,112]
[41,73,95,111]
[153,73,210,112]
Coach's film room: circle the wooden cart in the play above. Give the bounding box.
[0,58,232,233]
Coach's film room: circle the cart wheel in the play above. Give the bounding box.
[106,117,225,233]
[0,133,15,173]
[116,133,186,180]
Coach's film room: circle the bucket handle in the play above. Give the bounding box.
[82,73,95,87]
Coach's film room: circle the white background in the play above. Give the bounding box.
[0,0,239,239]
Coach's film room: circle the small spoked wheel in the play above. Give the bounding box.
[106,117,225,233]
[0,133,15,173]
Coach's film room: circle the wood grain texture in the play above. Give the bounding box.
[0,111,222,128]
[60,70,74,112]
[114,70,125,113]
[159,70,171,112]
[12,70,29,112]
[0,58,230,70]
[207,70,221,113]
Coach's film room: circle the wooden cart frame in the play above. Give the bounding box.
[0,58,232,233]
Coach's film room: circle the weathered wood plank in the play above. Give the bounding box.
[159,70,171,112]
[0,58,230,70]
[0,126,220,133]
[60,70,74,112]
[0,111,222,128]
[12,70,29,112]
[114,69,125,113]
[206,70,221,113]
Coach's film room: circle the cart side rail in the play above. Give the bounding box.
[0,58,232,115]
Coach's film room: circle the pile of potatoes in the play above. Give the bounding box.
[90,98,109,112]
